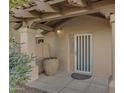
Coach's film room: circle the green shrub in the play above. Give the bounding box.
[9,39,33,93]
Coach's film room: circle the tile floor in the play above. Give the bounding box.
[27,71,109,93]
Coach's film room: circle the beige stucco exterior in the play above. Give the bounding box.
[45,15,112,78]
[18,28,39,82]
[10,15,113,79]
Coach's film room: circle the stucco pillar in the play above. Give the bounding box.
[19,27,39,82]
[109,14,115,93]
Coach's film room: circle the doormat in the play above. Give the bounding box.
[71,73,92,80]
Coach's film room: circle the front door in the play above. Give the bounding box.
[74,33,92,75]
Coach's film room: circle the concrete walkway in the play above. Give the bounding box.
[27,71,109,93]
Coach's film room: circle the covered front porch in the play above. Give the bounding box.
[27,71,109,93]
[10,0,115,93]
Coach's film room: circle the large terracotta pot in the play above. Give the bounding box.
[43,57,59,76]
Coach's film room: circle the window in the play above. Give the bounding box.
[36,37,45,44]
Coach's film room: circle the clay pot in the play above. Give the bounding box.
[43,57,59,76]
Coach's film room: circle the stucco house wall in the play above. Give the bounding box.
[46,15,112,78]
[10,15,113,78]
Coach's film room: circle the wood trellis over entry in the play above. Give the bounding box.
[10,0,114,34]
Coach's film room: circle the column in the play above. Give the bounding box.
[109,13,115,93]
[19,27,39,82]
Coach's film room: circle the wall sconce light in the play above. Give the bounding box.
[57,29,62,34]
[56,27,64,37]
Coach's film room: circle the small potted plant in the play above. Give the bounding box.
[43,57,59,76]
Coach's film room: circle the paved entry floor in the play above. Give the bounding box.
[27,71,109,93]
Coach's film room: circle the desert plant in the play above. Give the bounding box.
[9,38,33,93]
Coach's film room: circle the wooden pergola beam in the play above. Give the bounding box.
[14,22,23,30]
[52,17,74,28]
[12,0,113,19]
[47,0,65,5]
[26,0,114,23]
[27,0,58,13]
[39,24,54,31]
[9,16,22,23]
[11,0,114,29]
[12,9,39,18]
[67,0,87,7]
[11,0,59,19]
[31,23,54,31]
